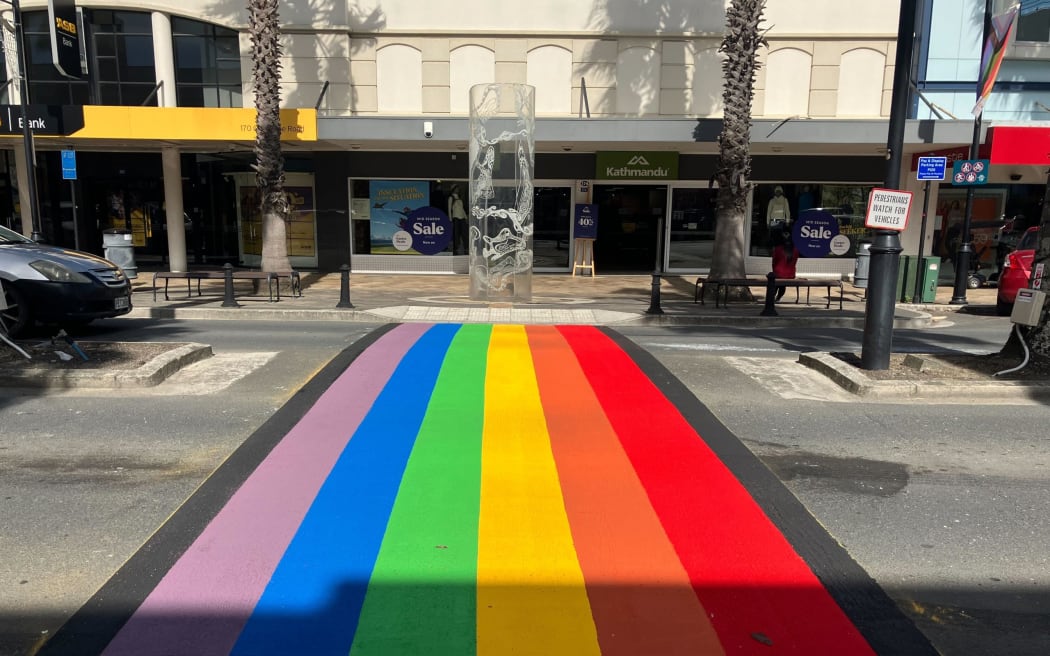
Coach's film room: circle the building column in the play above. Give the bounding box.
[151,12,177,108]
[12,147,33,239]
[162,148,187,272]
[154,13,186,271]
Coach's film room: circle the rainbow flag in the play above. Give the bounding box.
[973,3,1020,117]
[96,324,888,655]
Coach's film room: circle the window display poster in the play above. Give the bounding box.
[369,181,430,255]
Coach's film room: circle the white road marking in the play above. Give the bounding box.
[724,356,856,402]
[148,352,277,396]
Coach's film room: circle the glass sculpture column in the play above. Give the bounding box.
[468,83,535,302]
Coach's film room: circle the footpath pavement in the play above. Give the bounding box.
[126,269,992,328]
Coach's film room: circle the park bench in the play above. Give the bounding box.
[152,269,301,303]
[695,276,843,310]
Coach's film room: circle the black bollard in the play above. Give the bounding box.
[645,273,664,315]
[221,263,240,308]
[336,264,354,309]
[760,271,778,316]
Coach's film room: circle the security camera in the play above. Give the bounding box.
[1009,173,1022,181]
[423,121,434,139]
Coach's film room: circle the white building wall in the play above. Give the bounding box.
[13,0,897,120]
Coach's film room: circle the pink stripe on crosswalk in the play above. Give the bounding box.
[101,324,428,656]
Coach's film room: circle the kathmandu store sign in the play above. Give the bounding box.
[596,152,679,180]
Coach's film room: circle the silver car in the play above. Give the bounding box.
[0,225,132,337]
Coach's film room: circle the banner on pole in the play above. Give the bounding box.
[973,3,1020,117]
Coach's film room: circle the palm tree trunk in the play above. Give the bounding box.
[708,0,766,298]
[249,0,291,273]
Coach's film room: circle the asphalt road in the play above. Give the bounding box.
[1,314,1047,655]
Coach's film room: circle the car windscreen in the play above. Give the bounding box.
[0,225,32,244]
[1018,228,1039,251]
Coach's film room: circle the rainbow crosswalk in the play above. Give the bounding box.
[96,323,880,655]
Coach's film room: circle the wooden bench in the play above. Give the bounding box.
[695,276,843,310]
[152,270,301,303]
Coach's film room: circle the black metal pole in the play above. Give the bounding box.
[11,0,43,242]
[760,272,778,316]
[913,180,931,302]
[645,216,664,315]
[950,0,991,305]
[221,263,240,308]
[861,0,916,370]
[337,263,354,308]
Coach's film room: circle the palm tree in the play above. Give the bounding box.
[248,0,291,272]
[705,0,767,297]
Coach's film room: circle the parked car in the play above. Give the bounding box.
[0,225,132,337]
[996,226,1040,316]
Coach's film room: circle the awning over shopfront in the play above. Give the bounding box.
[988,126,1050,165]
[1,106,317,149]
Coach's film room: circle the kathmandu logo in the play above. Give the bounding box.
[606,154,669,178]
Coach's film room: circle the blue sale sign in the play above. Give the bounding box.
[791,209,839,258]
[574,204,598,240]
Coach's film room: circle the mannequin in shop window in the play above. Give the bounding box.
[448,185,468,255]
[764,184,789,229]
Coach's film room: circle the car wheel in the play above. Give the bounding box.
[0,282,32,337]
[996,298,1013,317]
[967,274,984,289]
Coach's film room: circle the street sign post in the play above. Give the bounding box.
[864,188,913,232]
[951,159,990,186]
[916,156,947,181]
[61,149,76,180]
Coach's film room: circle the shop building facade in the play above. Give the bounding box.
[0,0,1012,276]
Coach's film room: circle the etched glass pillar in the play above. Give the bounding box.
[468,83,535,302]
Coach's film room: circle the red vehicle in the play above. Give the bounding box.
[996,227,1040,316]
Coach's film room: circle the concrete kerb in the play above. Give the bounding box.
[0,343,213,390]
[799,351,1050,400]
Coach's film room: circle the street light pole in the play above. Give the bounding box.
[4,0,43,242]
[861,0,916,370]
[950,0,993,305]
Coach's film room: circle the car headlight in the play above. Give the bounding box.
[29,260,92,283]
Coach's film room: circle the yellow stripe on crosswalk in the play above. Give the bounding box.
[476,325,600,656]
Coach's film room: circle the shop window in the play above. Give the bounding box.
[668,187,717,270]
[749,183,875,258]
[1018,0,1050,43]
[350,179,571,267]
[173,18,243,108]
[23,11,90,104]
[24,9,155,106]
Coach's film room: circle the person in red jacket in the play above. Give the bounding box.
[771,235,799,302]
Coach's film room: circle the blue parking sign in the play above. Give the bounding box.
[916,156,946,181]
[61,149,77,180]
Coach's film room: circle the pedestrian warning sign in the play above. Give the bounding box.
[864,188,913,231]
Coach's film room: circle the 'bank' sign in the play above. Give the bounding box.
[595,152,679,180]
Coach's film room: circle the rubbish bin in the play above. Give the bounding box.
[102,229,138,279]
[853,240,872,289]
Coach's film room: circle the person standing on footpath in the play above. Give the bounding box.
[771,232,799,302]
